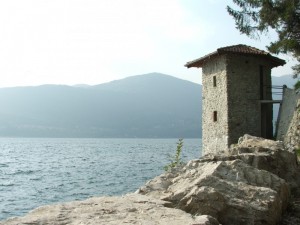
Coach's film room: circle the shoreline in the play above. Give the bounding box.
[2,135,299,225]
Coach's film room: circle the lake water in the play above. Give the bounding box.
[0,138,201,220]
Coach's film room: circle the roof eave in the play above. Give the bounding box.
[269,57,286,68]
[185,51,218,68]
[185,52,286,69]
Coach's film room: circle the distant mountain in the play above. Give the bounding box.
[0,73,293,138]
[73,84,91,88]
[0,73,202,138]
[272,74,296,89]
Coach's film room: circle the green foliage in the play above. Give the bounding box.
[295,148,300,161]
[294,80,300,90]
[227,0,300,78]
[164,138,184,171]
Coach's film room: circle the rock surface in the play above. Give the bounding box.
[137,135,294,225]
[229,135,299,191]
[284,98,300,152]
[0,194,219,225]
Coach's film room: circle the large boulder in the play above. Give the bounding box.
[230,135,300,191]
[199,135,300,191]
[137,135,291,225]
[0,193,219,225]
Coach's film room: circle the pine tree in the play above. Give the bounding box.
[227,0,300,77]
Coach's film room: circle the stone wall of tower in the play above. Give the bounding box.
[202,54,274,155]
[202,55,229,155]
[226,54,273,145]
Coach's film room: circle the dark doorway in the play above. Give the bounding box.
[261,104,267,138]
[260,66,273,139]
[261,103,274,139]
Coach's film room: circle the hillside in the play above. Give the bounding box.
[0,73,202,138]
[272,75,296,88]
[0,73,294,138]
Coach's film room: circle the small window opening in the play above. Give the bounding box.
[213,111,218,122]
[213,76,217,87]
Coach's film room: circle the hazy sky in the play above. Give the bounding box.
[0,0,296,88]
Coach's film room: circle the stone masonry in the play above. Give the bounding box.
[185,45,285,155]
[201,55,229,154]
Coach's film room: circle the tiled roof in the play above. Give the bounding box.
[185,44,286,68]
[218,44,269,55]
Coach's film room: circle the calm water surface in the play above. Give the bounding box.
[0,138,201,220]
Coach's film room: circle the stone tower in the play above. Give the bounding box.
[185,44,285,155]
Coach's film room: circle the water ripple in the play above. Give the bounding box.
[0,163,9,168]
[0,138,201,221]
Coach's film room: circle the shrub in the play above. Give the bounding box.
[294,80,300,90]
[295,148,300,161]
[164,138,184,171]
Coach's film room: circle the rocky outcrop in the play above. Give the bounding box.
[137,135,296,225]
[284,98,300,152]
[230,135,300,191]
[1,135,299,225]
[0,194,219,225]
[276,87,299,142]
[276,87,300,151]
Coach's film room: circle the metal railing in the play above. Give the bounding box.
[265,85,285,100]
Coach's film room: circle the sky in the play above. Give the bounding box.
[0,0,297,88]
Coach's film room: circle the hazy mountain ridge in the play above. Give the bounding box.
[272,75,296,88]
[0,73,294,138]
[0,73,202,138]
